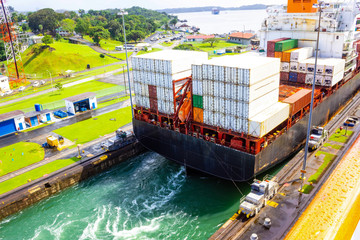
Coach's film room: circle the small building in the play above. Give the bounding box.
[65,92,97,115]
[29,35,44,45]
[0,75,10,93]
[0,110,26,136]
[115,46,123,51]
[24,109,53,127]
[228,32,256,45]
[186,35,215,42]
[136,43,152,51]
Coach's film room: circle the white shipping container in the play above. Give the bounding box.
[305,73,314,84]
[248,88,279,118]
[248,102,290,138]
[246,74,279,102]
[281,62,290,72]
[290,47,313,62]
[298,61,307,73]
[323,70,344,87]
[289,62,299,72]
[198,80,203,95]
[315,74,324,85]
[323,58,346,76]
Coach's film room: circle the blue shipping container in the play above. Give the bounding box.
[289,72,298,82]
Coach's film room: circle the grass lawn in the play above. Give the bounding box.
[108,52,133,60]
[302,184,314,194]
[0,142,44,177]
[137,48,162,55]
[97,96,130,109]
[0,157,79,195]
[0,80,118,114]
[190,40,243,52]
[329,129,353,143]
[83,36,123,51]
[323,143,343,150]
[54,107,132,145]
[160,42,174,47]
[23,42,118,75]
[308,151,336,183]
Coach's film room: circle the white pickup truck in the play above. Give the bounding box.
[239,179,279,218]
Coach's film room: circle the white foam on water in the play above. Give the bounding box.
[79,206,106,240]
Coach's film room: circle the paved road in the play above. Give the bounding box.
[0,99,131,148]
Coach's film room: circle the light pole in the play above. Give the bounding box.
[118,9,134,119]
[300,1,329,191]
[46,70,53,92]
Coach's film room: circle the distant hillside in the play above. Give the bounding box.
[157,4,268,14]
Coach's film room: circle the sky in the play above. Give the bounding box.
[9,0,288,12]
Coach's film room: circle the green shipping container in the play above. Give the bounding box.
[275,39,298,52]
[193,95,203,109]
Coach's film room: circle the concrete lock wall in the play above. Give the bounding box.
[89,96,97,110]
[65,100,75,115]
[14,116,26,131]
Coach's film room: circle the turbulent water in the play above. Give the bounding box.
[0,152,255,240]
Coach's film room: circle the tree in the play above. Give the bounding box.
[42,34,53,46]
[61,18,76,34]
[89,26,110,46]
[127,30,145,42]
[170,18,178,26]
[78,9,85,17]
[28,8,61,34]
[203,38,219,48]
[107,20,121,39]
[55,82,63,91]
[21,23,29,32]
[55,33,62,41]
[38,24,43,34]
[75,18,90,35]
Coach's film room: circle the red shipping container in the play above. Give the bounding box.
[281,89,312,116]
[267,51,275,57]
[148,85,157,99]
[357,43,360,53]
[297,73,307,84]
[280,72,289,81]
[149,98,158,111]
[267,37,291,52]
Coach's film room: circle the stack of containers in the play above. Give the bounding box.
[192,54,290,138]
[289,47,314,83]
[267,37,290,57]
[192,62,205,123]
[353,40,360,68]
[132,50,208,114]
[274,39,298,60]
[299,58,345,87]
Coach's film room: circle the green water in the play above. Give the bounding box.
[0,152,283,240]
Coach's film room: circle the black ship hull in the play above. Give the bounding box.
[133,73,360,181]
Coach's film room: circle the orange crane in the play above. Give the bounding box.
[0,0,26,87]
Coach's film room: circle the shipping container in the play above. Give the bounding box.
[150,98,158,111]
[267,37,291,52]
[280,72,289,81]
[323,58,346,76]
[267,51,275,57]
[193,107,204,123]
[274,52,283,59]
[289,72,298,82]
[248,102,290,138]
[297,72,307,84]
[148,85,157,99]
[290,62,299,72]
[290,47,313,62]
[281,62,290,72]
[282,48,299,62]
[275,39,298,52]
[323,71,344,87]
[193,95,203,109]
[281,89,312,116]
[305,73,314,84]
[315,74,324,85]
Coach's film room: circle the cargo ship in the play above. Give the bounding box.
[132,0,360,181]
[212,8,220,15]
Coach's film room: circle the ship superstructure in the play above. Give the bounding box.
[131,0,360,181]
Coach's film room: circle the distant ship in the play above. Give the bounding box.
[212,8,220,15]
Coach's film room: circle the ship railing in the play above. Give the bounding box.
[239,195,247,204]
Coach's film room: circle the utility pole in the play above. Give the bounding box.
[300,1,329,192]
[118,9,134,119]
[123,66,127,96]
